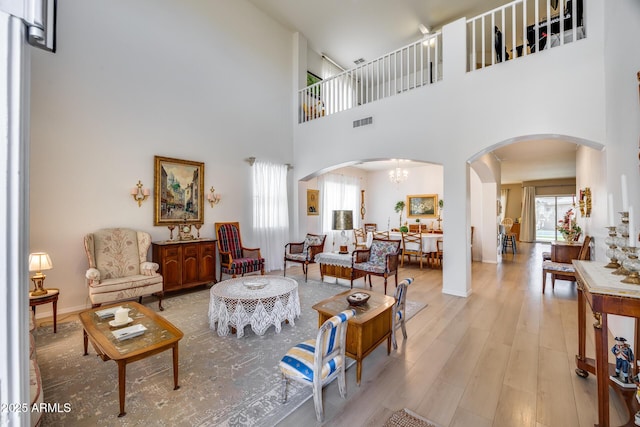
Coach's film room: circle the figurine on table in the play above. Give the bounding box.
[612,336,634,383]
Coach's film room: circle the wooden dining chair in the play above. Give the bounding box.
[542,235,592,292]
[432,239,444,268]
[401,232,426,269]
[363,223,377,233]
[353,228,367,250]
[372,230,390,239]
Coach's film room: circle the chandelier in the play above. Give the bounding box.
[389,161,409,184]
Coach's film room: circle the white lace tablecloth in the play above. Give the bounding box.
[314,252,353,268]
[208,277,300,338]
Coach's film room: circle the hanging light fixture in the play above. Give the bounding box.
[389,160,409,184]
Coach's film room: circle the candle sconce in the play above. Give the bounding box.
[207,187,221,207]
[579,187,592,217]
[131,180,150,207]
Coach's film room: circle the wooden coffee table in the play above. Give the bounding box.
[79,302,184,417]
[312,289,395,385]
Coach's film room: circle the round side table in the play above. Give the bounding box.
[29,288,59,333]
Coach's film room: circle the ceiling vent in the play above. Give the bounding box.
[353,58,365,65]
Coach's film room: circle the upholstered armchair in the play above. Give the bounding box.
[283,233,326,282]
[350,238,401,294]
[84,228,164,310]
[215,222,265,281]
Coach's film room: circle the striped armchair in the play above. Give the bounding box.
[279,309,355,422]
[351,238,401,294]
[215,222,265,282]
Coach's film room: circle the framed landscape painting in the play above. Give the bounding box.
[407,194,438,218]
[154,156,204,225]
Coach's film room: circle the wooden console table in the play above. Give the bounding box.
[574,260,640,427]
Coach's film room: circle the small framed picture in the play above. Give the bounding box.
[307,189,319,216]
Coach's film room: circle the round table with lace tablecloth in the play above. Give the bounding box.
[208,277,300,338]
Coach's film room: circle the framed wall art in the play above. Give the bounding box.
[154,156,204,226]
[307,189,319,215]
[407,194,438,218]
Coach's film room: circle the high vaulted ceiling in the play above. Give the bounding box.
[247,0,513,69]
[246,0,579,184]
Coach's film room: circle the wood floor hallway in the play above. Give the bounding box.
[280,241,628,427]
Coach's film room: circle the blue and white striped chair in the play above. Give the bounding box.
[392,278,413,349]
[279,309,355,422]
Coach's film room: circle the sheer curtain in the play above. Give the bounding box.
[318,173,360,250]
[520,186,536,242]
[252,161,289,272]
[500,188,509,222]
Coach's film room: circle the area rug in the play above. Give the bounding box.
[383,408,442,427]
[34,276,426,426]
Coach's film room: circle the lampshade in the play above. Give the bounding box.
[332,210,353,231]
[29,252,53,273]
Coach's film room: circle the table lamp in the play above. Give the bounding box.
[29,252,53,296]
[332,210,353,254]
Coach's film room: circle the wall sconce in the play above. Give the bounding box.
[208,187,221,207]
[131,180,150,207]
[579,187,592,217]
[28,252,53,296]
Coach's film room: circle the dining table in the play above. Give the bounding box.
[388,231,443,255]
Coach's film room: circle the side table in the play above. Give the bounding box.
[29,288,59,333]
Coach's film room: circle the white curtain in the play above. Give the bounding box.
[252,161,289,272]
[318,173,360,250]
[520,186,536,242]
[500,188,509,222]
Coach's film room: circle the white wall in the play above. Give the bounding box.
[366,164,444,231]
[599,0,640,345]
[293,0,608,296]
[29,0,294,315]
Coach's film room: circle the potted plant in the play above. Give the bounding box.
[438,199,444,211]
[394,201,405,228]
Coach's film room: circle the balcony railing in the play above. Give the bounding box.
[467,0,584,71]
[298,0,585,123]
[299,33,443,123]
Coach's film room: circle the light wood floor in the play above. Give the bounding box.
[280,242,629,427]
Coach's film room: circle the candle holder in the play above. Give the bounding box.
[605,226,621,269]
[613,212,630,275]
[621,247,640,284]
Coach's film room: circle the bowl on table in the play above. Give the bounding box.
[347,292,370,306]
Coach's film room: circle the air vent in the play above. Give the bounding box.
[353,117,373,128]
[353,58,365,65]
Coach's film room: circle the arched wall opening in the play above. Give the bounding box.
[468,134,606,272]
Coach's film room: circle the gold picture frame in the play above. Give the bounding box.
[407,194,438,218]
[154,156,204,226]
[307,189,319,215]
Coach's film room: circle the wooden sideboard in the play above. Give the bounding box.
[152,239,217,292]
